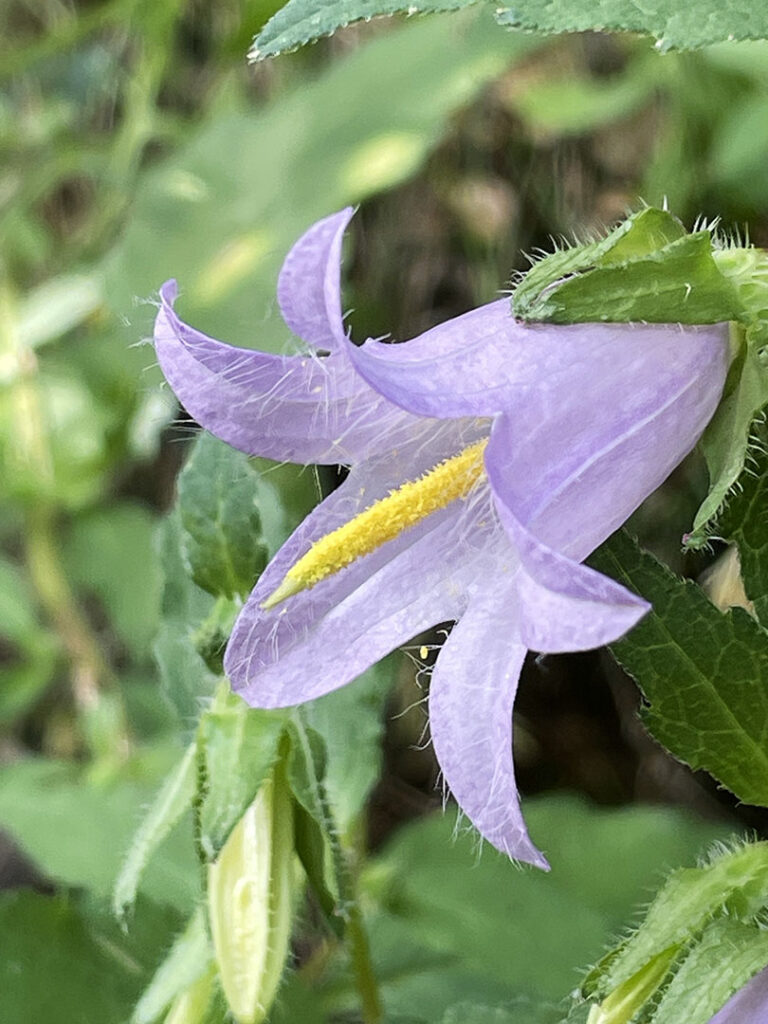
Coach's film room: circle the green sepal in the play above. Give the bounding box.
[653,917,768,1024]
[286,714,353,932]
[513,209,741,325]
[582,843,768,1024]
[293,797,344,938]
[689,338,768,545]
[112,743,197,921]
[195,681,288,861]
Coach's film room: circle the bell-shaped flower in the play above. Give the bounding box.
[155,208,730,868]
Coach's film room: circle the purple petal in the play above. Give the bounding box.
[276,208,354,352]
[347,299,529,416]
[429,584,549,868]
[225,419,493,707]
[490,481,649,651]
[347,308,728,435]
[155,280,422,464]
[483,324,729,559]
[708,966,768,1023]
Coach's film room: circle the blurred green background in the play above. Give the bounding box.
[2,2,768,1021]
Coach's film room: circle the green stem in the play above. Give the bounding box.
[347,899,383,1024]
[294,711,382,1024]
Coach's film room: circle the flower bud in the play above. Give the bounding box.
[587,947,678,1024]
[207,759,294,1024]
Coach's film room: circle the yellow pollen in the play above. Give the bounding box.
[261,438,489,610]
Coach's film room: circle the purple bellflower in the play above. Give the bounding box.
[155,208,729,868]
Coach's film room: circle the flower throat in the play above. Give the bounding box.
[261,438,489,610]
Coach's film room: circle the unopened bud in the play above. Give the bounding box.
[207,759,294,1024]
[587,947,678,1024]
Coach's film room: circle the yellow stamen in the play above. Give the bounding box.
[261,438,489,610]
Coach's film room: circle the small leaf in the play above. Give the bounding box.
[590,531,768,807]
[582,843,768,1022]
[132,909,212,1024]
[293,799,343,938]
[196,683,288,860]
[178,433,272,600]
[113,744,197,920]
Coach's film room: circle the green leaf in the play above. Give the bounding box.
[514,215,740,325]
[293,797,343,937]
[494,0,768,51]
[709,409,768,624]
[512,207,686,315]
[0,757,198,910]
[154,510,218,723]
[113,743,197,920]
[132,908,212,1024]
[196,682,288,860]
[157,509,214,626]
[286,714,354,934]
[178,433,272,600]
[0,891,179,1024]
[590,531,768,807]
[250,0,474,59]
[249,0,768,59]
[653,917,768,1024]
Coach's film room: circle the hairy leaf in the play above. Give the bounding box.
[178,433,271,600]
[591,531,768,806]
[250,0,768,60]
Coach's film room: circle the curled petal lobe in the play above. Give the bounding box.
[155,280,423,464]
[429,584,549,869]
[276,207,354,352]
[492,494,649,652]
